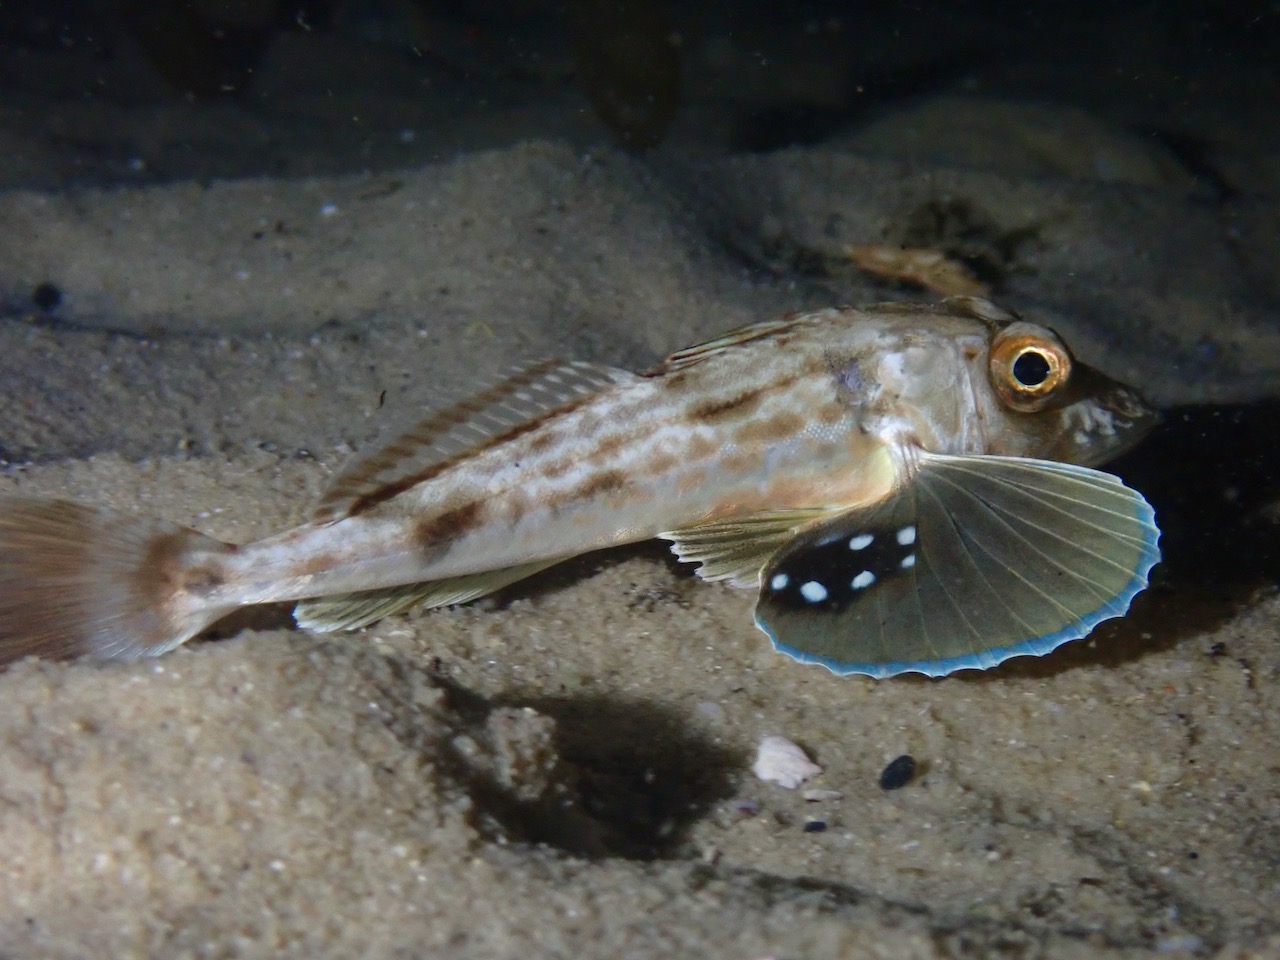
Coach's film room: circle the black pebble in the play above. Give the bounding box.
[32,282,62,312]
[802,819,827,833]
[879,754,917,791]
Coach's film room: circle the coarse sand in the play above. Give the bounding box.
[1,16,1278,957]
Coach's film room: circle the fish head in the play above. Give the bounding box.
[833,299,1156,467]
[968,316,1158,466]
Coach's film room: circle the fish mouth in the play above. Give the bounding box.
[1100,384,1158,425]
[1088,384,1161,463]
[1044,377,1161,468]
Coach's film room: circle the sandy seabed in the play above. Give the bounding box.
[2,446,1278,960]
[1,15,1279,958]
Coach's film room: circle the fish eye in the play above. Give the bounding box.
[1012,349,1052,387]
[989,325,1071,412]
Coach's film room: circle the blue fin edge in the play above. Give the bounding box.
[755,500,1162,680]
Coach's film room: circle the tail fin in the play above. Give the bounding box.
[0,497,239,665]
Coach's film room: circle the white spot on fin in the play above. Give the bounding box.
[770,573,789,591]
[800,581,828,603]
[900,554,916,569]
[896,525,917,546]
[849,533,874,550]
[852,570,875,589]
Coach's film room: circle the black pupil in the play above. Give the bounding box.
[1012,350,1052,387]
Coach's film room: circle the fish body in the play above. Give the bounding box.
[0,297,1161,676]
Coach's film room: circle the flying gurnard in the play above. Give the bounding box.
[0,297,1160,677]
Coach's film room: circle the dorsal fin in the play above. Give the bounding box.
[313,360,635,524]
[657,316,800,372]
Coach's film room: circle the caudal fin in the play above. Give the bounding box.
[0,497,239,665]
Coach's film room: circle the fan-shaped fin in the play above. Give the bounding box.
[314,360,636,524]
[294,559,560,632]
[661,509,836,588]
[755,454,1160,678]
[0,497,238,663]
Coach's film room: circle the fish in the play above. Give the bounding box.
[0,296,1161,677]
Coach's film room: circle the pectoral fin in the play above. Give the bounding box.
[662,509,837,588]
[294,559,560,632]
[754,454,1160,678]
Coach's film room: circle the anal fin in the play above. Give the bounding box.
[293,559,560,632]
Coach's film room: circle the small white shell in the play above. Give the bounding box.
[801,788,844,802]
[752,735,822,789]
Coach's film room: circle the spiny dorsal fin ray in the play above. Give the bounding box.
[314,360,636,524]
[657,317,800,373]
[661,509,837,588]
[293,559,560,632]
[754,454,1160,678]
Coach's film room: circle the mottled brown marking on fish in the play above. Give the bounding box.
[182,565,226,595]
[535,454,574,483]
[139,529,201,600]
[719,450,760,475]
[348,406,588,517]
[733,412,808,447]
[689,387,768,423]
[815,402,846,425]
[414,501,486,547]
[329,359,588,520]
[685,434,719,461]
[687,364,823,427]
[526,430,560,455]
[639,451,679,478]
[292,549,344,580]
[562,469,629,505]
[588,431,631,461]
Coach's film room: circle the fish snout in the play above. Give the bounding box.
[1101,383,1160,434]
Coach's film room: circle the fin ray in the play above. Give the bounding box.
[925,470,1121,605]
[661,509,835,588]
[754,454,1160,678]
[293,559,560,632]
[0,498,236,663]
[931,466,1144,601]
[314,360,635,524]
[657,317,799,373]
